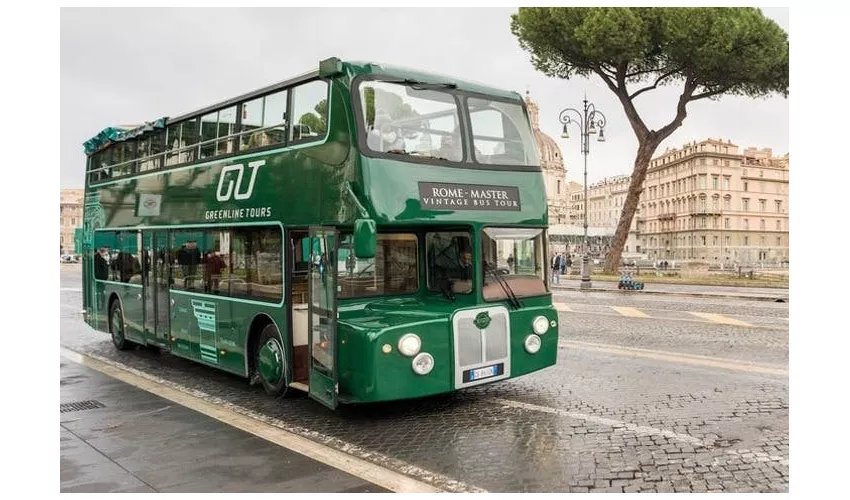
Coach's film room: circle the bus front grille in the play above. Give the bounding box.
[452,306,511,388]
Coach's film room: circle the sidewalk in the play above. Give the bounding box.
[60,357,388,493]
[550,278,788,302]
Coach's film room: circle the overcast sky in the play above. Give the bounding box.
[60,7,788,189]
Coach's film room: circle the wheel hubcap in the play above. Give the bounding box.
[258,337,283,385]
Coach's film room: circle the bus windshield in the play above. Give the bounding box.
[481,227,547,301]
[357,79,538,167]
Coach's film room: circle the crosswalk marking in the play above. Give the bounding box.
[687,311,753,327]
[611,306,650,318]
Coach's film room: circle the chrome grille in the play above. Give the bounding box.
[457,321,482,366]
[484,310,508,361]
[452,306,511,388]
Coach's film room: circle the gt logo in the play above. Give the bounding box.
[216,160,264,202]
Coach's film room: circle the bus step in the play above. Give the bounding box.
[288,381,309,393]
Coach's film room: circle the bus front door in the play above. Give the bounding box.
[143,230,171,346]
[307,227,338,410]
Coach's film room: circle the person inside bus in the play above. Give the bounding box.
[367,112,405,153]
[204,250,227,294]
[436,128,461,161]
[94,246,110,280]
[451,250,474,294]
[177,240,202,289]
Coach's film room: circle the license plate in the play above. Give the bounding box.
[469,365,497,381]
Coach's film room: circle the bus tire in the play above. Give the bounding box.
[109,301,132,351]
[255,324,289,397]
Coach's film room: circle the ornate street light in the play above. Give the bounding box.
[558,96,607,289]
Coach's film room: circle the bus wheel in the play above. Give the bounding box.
[255,324,289,396]
[109,301,132,351]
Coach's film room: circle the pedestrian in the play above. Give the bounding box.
[551,253,562,284]
[564,254,572,276]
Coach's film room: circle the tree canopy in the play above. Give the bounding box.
[511,7,788,272]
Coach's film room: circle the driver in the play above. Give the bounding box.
[451,250,473,294]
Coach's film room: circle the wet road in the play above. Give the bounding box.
[60,264,788,492]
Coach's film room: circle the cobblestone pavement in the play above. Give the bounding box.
[60,265,788,492]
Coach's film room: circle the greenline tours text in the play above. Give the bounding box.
[204,206,272,221]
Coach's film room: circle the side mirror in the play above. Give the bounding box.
[353,219,376,259]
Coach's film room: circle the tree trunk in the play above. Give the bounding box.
[603,139,662,273]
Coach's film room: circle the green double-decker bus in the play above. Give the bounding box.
[81,57,558,409]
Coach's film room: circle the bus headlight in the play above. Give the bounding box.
[524,334,542,354]
[398,333,421,357]
[412,352,435,375]
[532,316,549,335]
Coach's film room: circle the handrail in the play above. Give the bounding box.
[88,122,290,176]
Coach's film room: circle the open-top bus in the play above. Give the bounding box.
[81,57,558,409]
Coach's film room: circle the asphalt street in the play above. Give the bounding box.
[60,263,789,492]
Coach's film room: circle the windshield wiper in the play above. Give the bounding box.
[383,78,457,91]
[387,150,450,161]
[485,264,522,310]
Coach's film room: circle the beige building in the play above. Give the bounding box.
[525,93,570,225]
[637,138,789,264]
[60,188,84,254]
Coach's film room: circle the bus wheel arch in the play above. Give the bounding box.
[247,315,290,396]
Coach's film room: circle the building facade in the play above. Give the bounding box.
[60,188,84,254]
[636,139,789,264]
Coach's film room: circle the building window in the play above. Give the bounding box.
[776,220,781,231]
[742,198,749,211]
[743,181,748,192]
[724,217,730,229]
[743,219,749,230]
[713,236,718,246]
[725,236,731,248]
[557,179,561,194]
[760,219,766,230]
[759,199,766,212]
[759,170,764,178]
[723,176,730,190]
[761,236,766,246]
[712,175,719,189]
[777,237,781,246]
[700,216,706,228]
[775,200,782,213]
[723,196,731,210]
[744,236,749,246]
[743,168,748,177]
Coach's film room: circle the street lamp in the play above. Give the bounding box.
[559,96,607,289]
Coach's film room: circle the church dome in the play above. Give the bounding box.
[525,92,564,171]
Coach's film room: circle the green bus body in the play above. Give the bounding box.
[81,58,559,409]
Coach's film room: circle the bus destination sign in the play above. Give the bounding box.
[418,182,521,211]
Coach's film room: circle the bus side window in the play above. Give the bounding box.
[290,80,328,144]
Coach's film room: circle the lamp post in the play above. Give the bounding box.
[559,96,607,289]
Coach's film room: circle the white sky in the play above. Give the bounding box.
[59,6,788,188]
